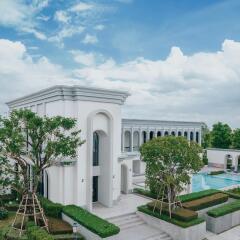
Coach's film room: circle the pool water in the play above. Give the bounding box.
[192,173,240,192]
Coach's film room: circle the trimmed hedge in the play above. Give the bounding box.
[27,222,54,240]
[138,205,205,228]
[209,170,225,175]
[179,189,220,203]
[0,207,8,220]
[182,193,228,211]
[63,205,120,238]
[207,200,240,218]
[38,196,63,218]
[147,201,197,222]
[133,188,157,199]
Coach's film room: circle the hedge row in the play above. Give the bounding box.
[38,196,63,218]
[27,222,54,240]
[133,188,157,199]
[209,170,225,175]
[179,189,220,203]
[207,200,240,218]
[138,205,205,228]
[182,193,228,211]
[63,205,120,238]
[147,201,197,222]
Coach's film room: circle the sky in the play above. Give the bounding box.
[0,0,240,128]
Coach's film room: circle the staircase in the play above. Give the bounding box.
[108,213,145,230]
[107,213,173,240]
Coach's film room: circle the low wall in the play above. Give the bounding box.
[62,213,119,240]
[137,211,206,240]
[206,209,240,234]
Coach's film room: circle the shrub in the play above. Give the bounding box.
[133,188,157,199]
[179,189,220,203]
[63,205,120,238]
[26,222,54,240]
[147,201,197,222]
[138,205,204,228]
[209,170,225,175]
[182,193,228,211]
[0,207,8,220]
[207,200,240,218]
[5,202,19,211]
[225,187,240,199]
[38,196,63,218]
[0,194,16,203]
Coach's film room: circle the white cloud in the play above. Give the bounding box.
[54,10,70,23]
[82,34,98,44]
[94,24,105,31]
[0,0,48,40]
[69,2,94,12]
[0,39,78,114]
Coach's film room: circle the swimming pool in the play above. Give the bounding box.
[192,173,240,192]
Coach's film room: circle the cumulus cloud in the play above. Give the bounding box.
[1,38,240,127]
[69,2,94,12]
[82,34,98,44]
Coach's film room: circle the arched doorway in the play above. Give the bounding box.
[196,132,199,143]
[178,131,182,136]
[164,131,169,136]
[150,131,154,140]
[225,154,233,170]
[184,131,188,138]
[142,131,147,143]
[157,131,161,137]
[190,132,194,141]
[171,131,175,136]
[121,164,128,194]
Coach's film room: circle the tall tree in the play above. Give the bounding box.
[211,122,232,149]
[140,136,202,208]
[232,129,240,149]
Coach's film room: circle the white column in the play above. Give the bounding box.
[131,128,134,152]
[187,130,191,141]
[122,129,125,152]
[199,131,202,146]
[193,130,197,142]
[139,129,142,146]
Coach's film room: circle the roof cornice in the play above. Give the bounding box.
[6,85,130,108]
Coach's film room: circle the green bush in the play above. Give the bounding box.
[147,201,198,222]
[133,188,157,199]
[179,189,220,203]
[26,222,54,240]
[209,170,225,175]
[225,187,240,199]
[182,193,228,211]
[38,196,63,218]
[0,207,8,220]
[5,202,19,211]
[63,205,120,238]
[0,194,16,203]
[207,200,240,218]
[138,205,204,228]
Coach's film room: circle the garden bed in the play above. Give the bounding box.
[62,205,120,239]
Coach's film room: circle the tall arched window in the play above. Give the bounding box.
[190,132,194,141]
[157,131,161,137]
[164,131,169,136]
[150,131,154,140]
[178,131,182,136]
[184,131,188,138]
[171,131,175,136]
[196,132,199,143]
[93,132,99,166]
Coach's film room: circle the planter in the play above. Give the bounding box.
[137,211,206,240]
[206,209,240,234]
[62,213,119,240]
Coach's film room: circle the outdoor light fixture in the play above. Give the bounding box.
[72,222,78,239]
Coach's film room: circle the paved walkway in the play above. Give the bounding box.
[207,225,240,240]
[92,194,150,219]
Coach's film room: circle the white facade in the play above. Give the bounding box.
[6,85,205,211]
[207,148,240,171]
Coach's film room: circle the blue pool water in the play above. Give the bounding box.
[192,173,240,192]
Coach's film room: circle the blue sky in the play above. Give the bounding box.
[0,0,240,127]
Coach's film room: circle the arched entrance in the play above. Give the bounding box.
[150,131,154,140]
[133,131,140,151]
[121,164,128,194]
[124,131,131,152]
[225,154,233,170]
[142,131,147,143]
[157,131,161,137]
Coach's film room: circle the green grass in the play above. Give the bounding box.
[138,205,205,228]
[207,200,240,218]
[63,205,120,238]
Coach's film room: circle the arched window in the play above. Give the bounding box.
[150,131,154,140]
[142,131,147,143]
[190,132,194,141]
[157,131,161,137]
[93,132,99,165]
[196,132,199,143]
[184,131,188,138]
[164,131,169,136]
[124,131,131,152]
[133,131,140,151]
[178,131,182,136]
[171,131,175,136]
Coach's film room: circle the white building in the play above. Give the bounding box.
[6,85,205,211]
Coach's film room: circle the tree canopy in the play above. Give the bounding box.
[0,109,85,194]
[140,136,202,205]
[211,122,232,149]
[232,129,240,150]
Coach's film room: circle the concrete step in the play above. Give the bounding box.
[145,232,173,240]
[108,213,145,229]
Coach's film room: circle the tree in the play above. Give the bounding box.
[140,136,202,212]
[201,126,212,149]
[0,109,85,232]
[232,129,240,149]
[211,122,232,149]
